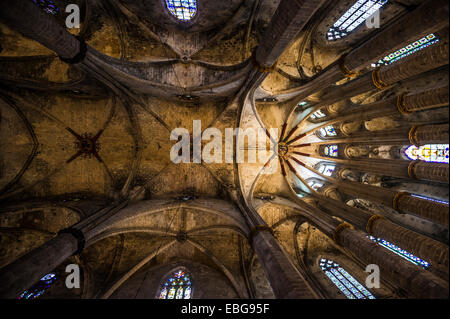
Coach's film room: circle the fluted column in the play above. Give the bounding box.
[331,179,449,226]
[394,193,449,226]
[367,216,449,271]
[331,158,447,184]
[296,200,448,298]
[320,42,450,107]
[409,124,449,145]
[398,86,449,114]
[336,227,448,298]
[409,161,449,183]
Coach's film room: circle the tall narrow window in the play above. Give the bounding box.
[327,0,388,41]
[18,273,57,299]
[367,236,431,269]
[310,110,327,120]
[319,126,337,137]
[317,163,336,177]
[404,144,449,164]
[159,270,193,299]
[166,0,198,22]
[320,259,375,299]
[324,145,339,158]
[32,0,59,15]
[411,194,449,205]
[372,34,440,67]
[307,180,324,191]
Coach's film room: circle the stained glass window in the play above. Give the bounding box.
[367,236,430,269]
[320,259,375,299]
[404,144,449,164]
[319,126,337,137]
[372,34,440,67]
[18,273,57,299]
[411,194,449,205]
[327,0,388,41]
[318,163,336,177]
[324,145,339,157]
[165,0,198,22]
[310,110,327,120]
[32,0,59,15]
[159,270,192,299]
[308,180,324,191]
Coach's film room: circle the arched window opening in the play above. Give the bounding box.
[327,0,388,41]
[367,236,430,269]
[310,110,327,120]
[317,163,336,177]
[320,259,375,299]
[165,0,198,22]
[159,269,192,299]
[32,0,59,15]
[324,145,339,158]
[307,180,324,191]
[372,34,439,67]
[18,273,57,299]
[403,144,449,164]
[319,126,337,137]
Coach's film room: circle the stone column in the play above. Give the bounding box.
[0,233,79,299]
[409,161,449,183]
[0,202,127,298]
[331,178,449,226]
[409,124,449,145]
[296,200,448,298]
[255,0,326,68]
[394,193,449,226]
[250,229,319,298]
[398,86,449,114]
[336,227,448,299]
[367,216,449,272]
[0,0,83,61]
[333,158,448,184]
[320,42,450,107]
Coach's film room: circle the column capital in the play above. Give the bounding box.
[392,192,411,211]
[58,227,86,255]
[333,222,354,245]
[365,214,386,235]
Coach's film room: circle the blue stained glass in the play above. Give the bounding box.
[367,236,431,269]
[327,0,388,41]
[166,0,197,21]
[320,259,375,299]
[372,34,440,67]
[18,273,57,299]
[404,144,449,164]
[159,270,192,299]
[411,194,449,205]
[320,125,337,137]
[318,163,336,177]
[324,145,338,158]
[32,0,59,15]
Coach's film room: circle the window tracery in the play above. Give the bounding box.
[18,273,57,299]
[165,0,198,22]
[327,0,388,41]
[404,144,449,164]
[319,259,375,299]
[159,270,193,299]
